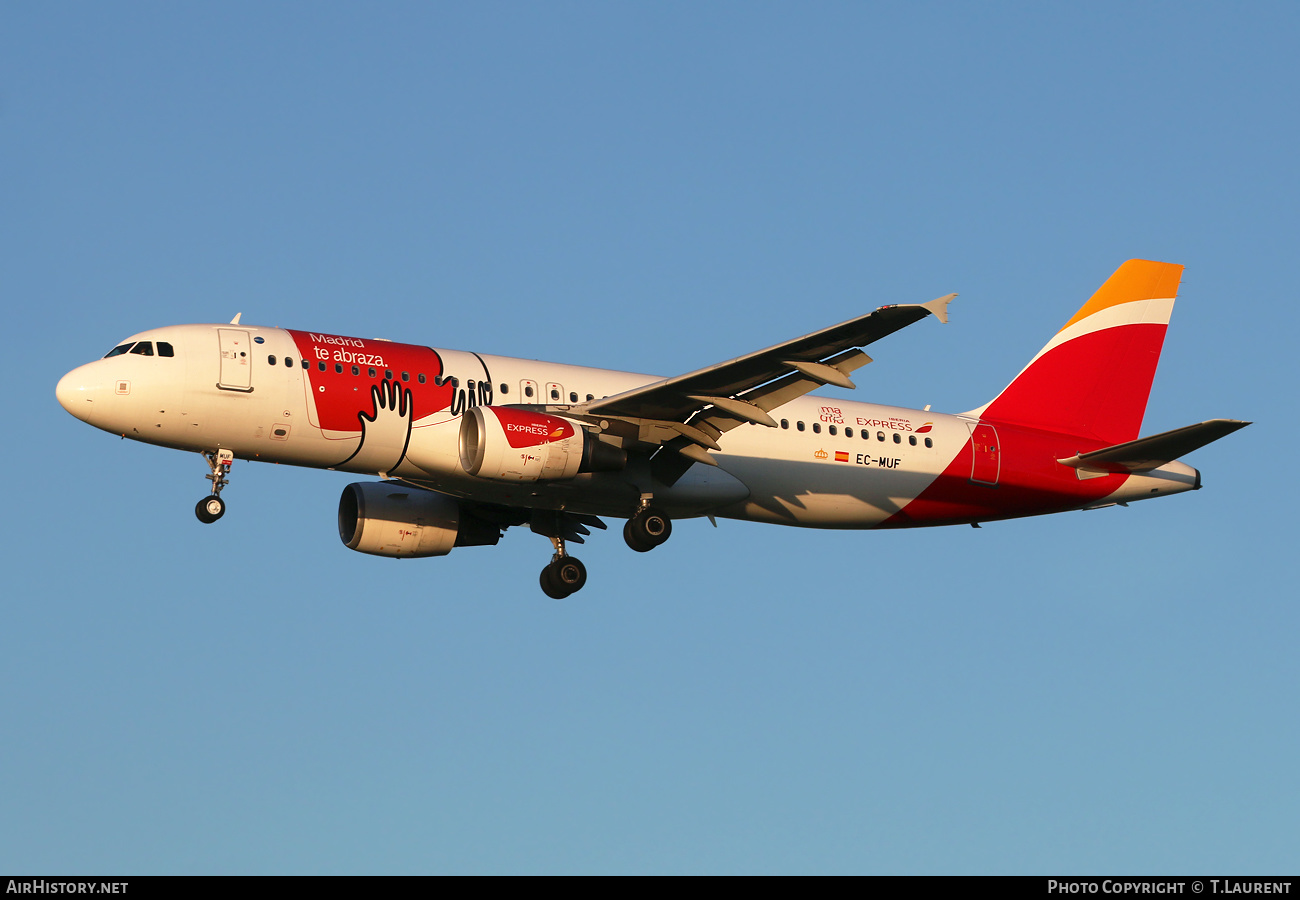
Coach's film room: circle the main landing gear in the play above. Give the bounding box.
[534,503,675,597]
[537,525,588,599]
[195,449,234,524]
[623,504,672,553]
[540,553,588,600]
[530,510,601,599]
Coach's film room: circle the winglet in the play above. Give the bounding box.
[921,293,956,325]
[230,313,242,325]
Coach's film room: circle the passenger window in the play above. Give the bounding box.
[828,425,837,436]
[352,365,360,376]
[780,419,789,429]
[157,342,175,358]
[924,438,933,448]
[103,343,134,358]
[813,423,821,434]
[130,342,154,356]
[284,357,293,367]
[385,369,393,380]
[500,383,509,395]
[335,363,343,374]
[909,435,917,446]
[845,427,853,438]
[302,359,310,369]
[318,361,327,372]
[893,433,902,444]
[268,355,277,365]
[570,392,578,403]
[877,431,885,441]
[402,372,410,382]
[586,394,594,401]
[418,373,426,384]
[525,385,534,398]
[369,367,376,378]
[797,421,805,432]
[550,388,560,401]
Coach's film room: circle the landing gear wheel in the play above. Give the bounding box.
[195,495,226,524]
[624,507,671,552]
[554,557,587,594]
[540,567,566,599]
[624,519,652,553]
[540,556,587,598]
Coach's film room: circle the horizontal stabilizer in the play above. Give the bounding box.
[1057,419,1251,473]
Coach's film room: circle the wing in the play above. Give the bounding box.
[565,293,956,483]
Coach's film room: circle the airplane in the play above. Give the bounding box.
[55,259,1248,598]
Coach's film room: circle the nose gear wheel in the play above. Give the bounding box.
[196,496,226,523]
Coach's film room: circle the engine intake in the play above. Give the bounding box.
[458,406,625,482]
[338,482,500,558]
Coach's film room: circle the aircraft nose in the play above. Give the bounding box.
[56,365,99,422]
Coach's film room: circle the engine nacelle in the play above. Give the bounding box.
[338,482,500,558]
[458,406,625,482]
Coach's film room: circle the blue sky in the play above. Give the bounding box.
[3,2,1296,874]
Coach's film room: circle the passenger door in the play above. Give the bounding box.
[217,329,253,392]
[968,421,1000,486]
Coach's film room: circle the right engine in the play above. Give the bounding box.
[338,482,501,559]
[458,406,626,482]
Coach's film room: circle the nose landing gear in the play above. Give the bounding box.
[195,449,234,524]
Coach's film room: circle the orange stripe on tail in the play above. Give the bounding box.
[1058,259,1183,333]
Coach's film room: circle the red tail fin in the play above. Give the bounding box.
[974,260,1183,445]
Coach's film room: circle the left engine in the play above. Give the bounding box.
[338,481,501,559]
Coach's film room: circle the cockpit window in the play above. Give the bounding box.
[104,343,134,358]
[157,342,175,357]
[129,342,154,357]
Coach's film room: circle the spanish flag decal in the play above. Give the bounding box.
[834,451,850,462]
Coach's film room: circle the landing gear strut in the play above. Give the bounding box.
[624,503,672,552]
[195,449,233,524]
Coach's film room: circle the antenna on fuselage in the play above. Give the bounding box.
[229,313,242,325]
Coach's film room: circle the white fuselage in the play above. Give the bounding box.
[56,322,1198,530]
